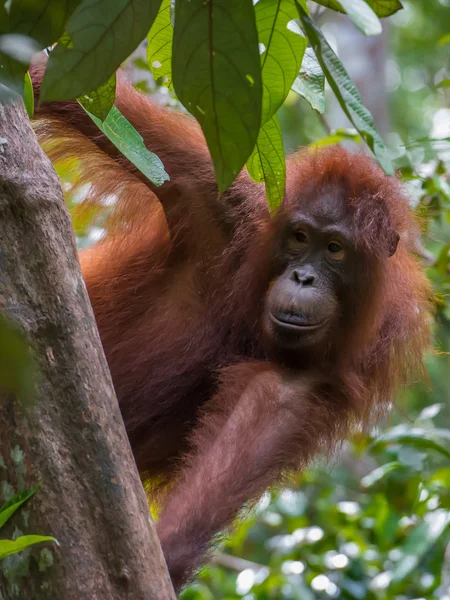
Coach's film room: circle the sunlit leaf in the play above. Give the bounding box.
[255,0,307,124]
[41,0,162,101]
[78,73,116,121]
[437,78,450,89]
[439,33,450,46]
[361,462,404,488]
[313,0,402,18]
[392,510,450,582]
[0,485,40,530]
[23,70,34,117]
[416,403,442,422]
[81,104,169,186]
[292,47,325,114]
[371,428,450,459]
[0,314,35,400]
[172,0,262,193]
[8,0,82,47]
[310,129,362,147]
[247,114,286,213]
[329,0,382,35]
[147,0,173,87]
[0,535,58,559]
[296,4,393,174]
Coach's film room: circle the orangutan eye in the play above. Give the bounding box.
[293,230,308,244]
[328,241,345,260]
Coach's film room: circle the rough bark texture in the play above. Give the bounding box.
[0,98,175,599]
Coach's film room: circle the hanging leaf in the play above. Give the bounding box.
[313,0,402,18]
[292,47,325,114]
[8,0,82,48]
[147,0,173,87]
[41,0,163,101]
[255,0,307,124]
[247,115,286,213]
[172,0,262,193]
[296,4,393,175]
[329,0,382,36]
[81,104,169,186]
[78,73,116,121]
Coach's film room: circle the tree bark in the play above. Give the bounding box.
[0,97,175,599]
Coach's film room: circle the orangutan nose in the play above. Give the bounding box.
[291,268,315,287]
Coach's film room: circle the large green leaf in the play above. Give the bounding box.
[392,510,450,582]
[81,104,169,186]
[78,73,116,121]
[0,536,58,559]
[247,114,286,213]
[172,0,262,193]
[0,485,40,530]
[296,4,393,174]
[146,0,173,87]
[41,0,162,101]
[313,0,402,18]
[8,0,82,47]
[255,0,307,124]
[291,47,325,114]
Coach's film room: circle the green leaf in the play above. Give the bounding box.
[292,47,325,114]
[360,461,404,488]
[78,73,116,121]
[8,0,82,47]
[313,0,402,18]
[41,0,163,101]
[172,0,262,193]
[247,114,286,213]
[146,0,173,87]
[296,4,393,175]
[439,33,450,46]
[23,71,34,117]
[331,0,382,36]
[0,535,58,559]
[392,510,450,582]
[81,104,169,186]
[0,485,40,530]
[310,128,362,147]
[0,314,35,401]
[255,0,307,124]
[437,78,450,89]
[371,429,450,459]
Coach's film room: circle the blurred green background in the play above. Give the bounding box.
[54,1,450,597]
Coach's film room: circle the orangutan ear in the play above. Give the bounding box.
[388,230,400,257]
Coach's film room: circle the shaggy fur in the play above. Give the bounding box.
[31,64,432,591]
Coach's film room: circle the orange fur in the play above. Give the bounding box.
[31,63,432,591]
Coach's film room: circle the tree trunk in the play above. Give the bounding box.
[0,97,175,599]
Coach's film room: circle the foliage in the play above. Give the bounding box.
[181,406,450,599]
[0,0,400,205]
[0,486,58,561]
[0,0,449,598]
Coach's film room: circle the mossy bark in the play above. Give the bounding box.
[0,97,175,600]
